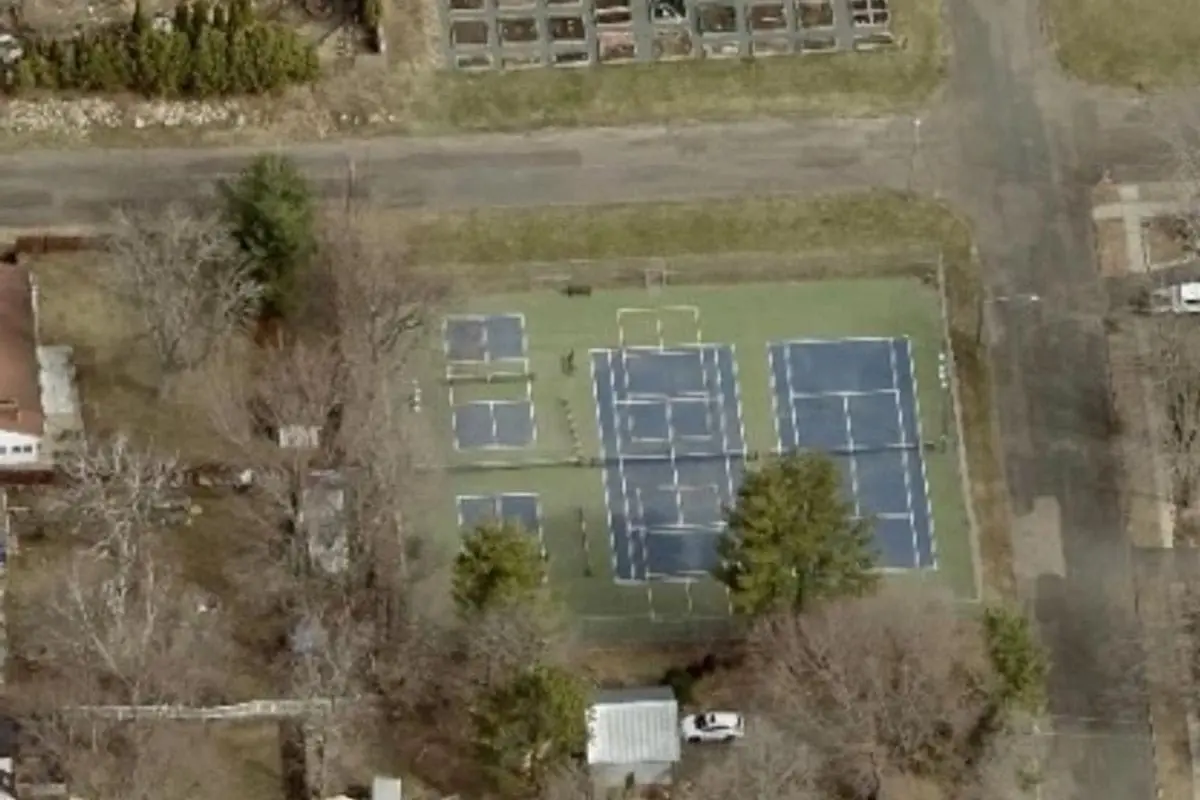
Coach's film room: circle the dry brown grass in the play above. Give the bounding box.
[1144,217,1189,267]
[30,252,238,462]
[1045,0,1200,87]
[1095,219,1128,279]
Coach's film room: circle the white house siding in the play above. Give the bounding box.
[0,431,40,466]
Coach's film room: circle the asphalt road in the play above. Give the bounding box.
[0,116,929,228]
[0,1,1173,797]
[940,0,1157,796]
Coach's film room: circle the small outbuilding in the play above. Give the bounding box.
[586,686,680,793]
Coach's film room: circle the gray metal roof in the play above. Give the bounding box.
[587,686,680,766]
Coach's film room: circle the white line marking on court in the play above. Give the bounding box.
[607,349,644,581]
[842,395,862,518]
[449,386,462,451]
[783,344,803,450]
[663,398,685,527]
[781,336,895,345]
[515,313,529,360]
[532,494,547,557]
[486,400,500,446]
[589,352,622,579]
[904,337,938,570]
[768,344,785,454]
[714,347,737,505]
[455,496,467,529]
[889,341,920,569]
[790,389,899,400]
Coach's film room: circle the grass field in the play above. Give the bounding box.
[431,275,975,643]
[1045,0,1200,87]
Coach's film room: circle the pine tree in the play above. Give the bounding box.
[716,452,879,615]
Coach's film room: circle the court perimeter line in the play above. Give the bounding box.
[768,344,784,458]
[589,351,622,580]
[904,337,939,570]
[842,396,863,519]
[889,339,921,569]
[608,349,643,582]
[782,344,803,451]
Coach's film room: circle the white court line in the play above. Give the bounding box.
[529,494,547,556]
[768,345,784,454]
[662,397,685,526]
[606,349,644,582]
[515,313,529,360]
[522,365,539,446]
[904,337,938,569]
[488,400,499,446]
[449,384,461,451]
[790,389,899,400]
[842,396,862,518]
[711,347,737,504]
[888,341,920,569]
[590,352,622,579]
[617,307,660,350]
[780,336,895,345]
[730,345,749,457]
[782,344,803,450]
[649,522,727,535]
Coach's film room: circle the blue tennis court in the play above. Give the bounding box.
[768,337,936,570]
[592,346,747,582]
[444,314,526,362]
[457,492,544,545]
[452,400,535,449]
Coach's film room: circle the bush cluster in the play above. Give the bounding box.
[2,0,319,98]
[359,0,383,29]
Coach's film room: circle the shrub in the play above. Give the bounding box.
[661,667,697,704]
[1,0,319,98]
[361,0,383,29]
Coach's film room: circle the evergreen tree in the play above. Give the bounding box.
[716,452,879,616]
[219,154,317,319]
[473,665,590,795]
[453,520,547,616]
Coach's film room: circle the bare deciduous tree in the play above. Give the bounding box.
[108,205,262,393]
[43,434,184,545]
[23,718,238,800]
[962,714,1048,800]
[746,586,994,798]
[19,435,232,707]
[681,718,822,800]
[21,529,232,708]
[1141,317,1200,533]
[287,596,377,799]
[1164,118,1200,256]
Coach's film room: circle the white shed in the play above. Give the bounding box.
[587,686,680,792]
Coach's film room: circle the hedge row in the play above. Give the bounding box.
[1,0,319,98]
